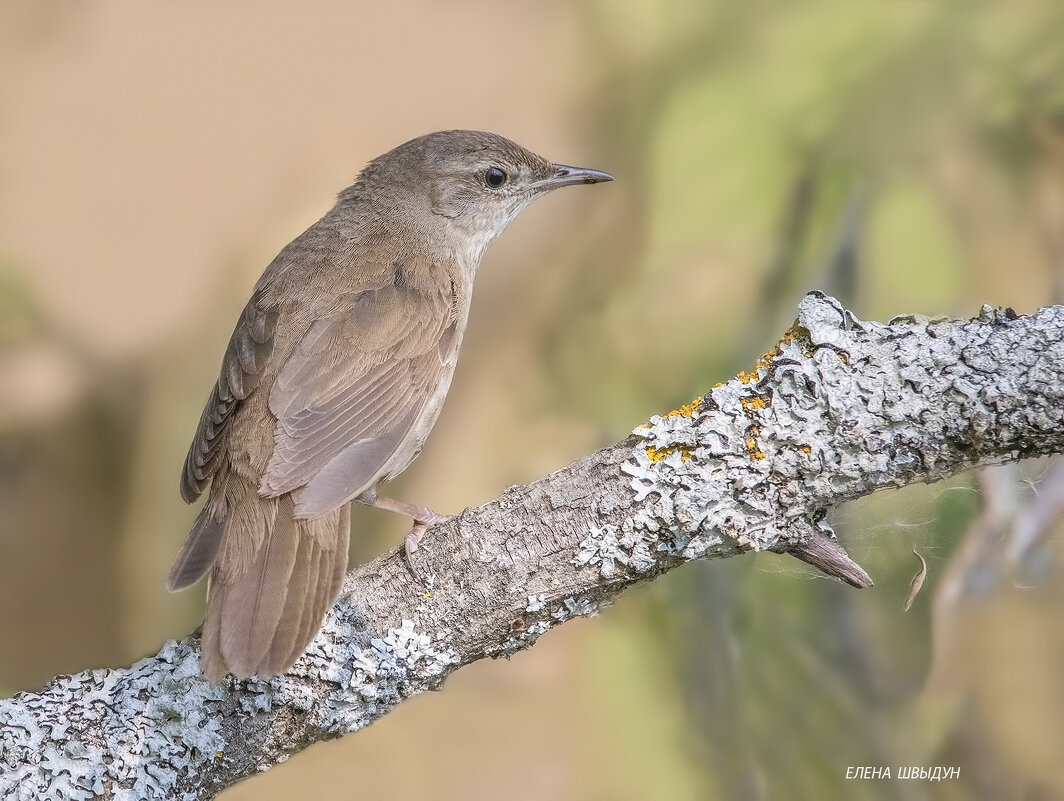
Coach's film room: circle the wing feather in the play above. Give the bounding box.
[181,293,278,502]
[260,278,457,511]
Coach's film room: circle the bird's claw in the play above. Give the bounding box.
[401,513,450,587]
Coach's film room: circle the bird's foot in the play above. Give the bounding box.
[364,494,449,585]
[401,513,449,587]
[403,511,449,558]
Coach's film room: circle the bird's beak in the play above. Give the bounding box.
[536,164,615,191]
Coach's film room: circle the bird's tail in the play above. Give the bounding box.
[168,480,349,681]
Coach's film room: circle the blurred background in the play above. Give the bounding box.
[3,1,1064,798]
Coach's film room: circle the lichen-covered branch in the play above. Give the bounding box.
[4,292,1063,800]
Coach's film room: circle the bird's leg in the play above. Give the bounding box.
[360,490,450,578]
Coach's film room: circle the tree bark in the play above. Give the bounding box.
[3,292,1063,800]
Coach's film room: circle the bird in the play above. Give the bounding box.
[167,130,613,681]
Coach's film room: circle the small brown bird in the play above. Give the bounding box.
[168,130,612,681]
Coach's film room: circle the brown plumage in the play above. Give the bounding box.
[168,130,612,681]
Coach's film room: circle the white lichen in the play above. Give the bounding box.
[0,615,461,799]
[573,520,659,578]
[551,596,598,622]
[321,618,457,732]
[497,621,551,657]
[7,292,1064,798]
[618,292,1064,571]
[0,639,229,801]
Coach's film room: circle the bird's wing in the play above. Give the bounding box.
[261,276,457,517]
[181,291,278,502]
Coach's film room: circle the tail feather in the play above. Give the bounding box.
[262,527,315,674]
[200,577,227,682]
[199,491,350,680]
[324,505,351,612]
[219,496,300,677]
[167,506,225,591]
[273,504,350,673]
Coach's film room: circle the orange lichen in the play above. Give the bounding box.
[745,425,766,460]
[740,395,769,413]
[638,395,704,436]
[664,396,704,419]
[798,444,812,455]
[639,328,809,467]
[646,444,696,464]
[736,328,801,384]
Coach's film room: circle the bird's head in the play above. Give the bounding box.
[349,130,613,262]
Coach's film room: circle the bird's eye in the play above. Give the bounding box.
[484,166,507,188]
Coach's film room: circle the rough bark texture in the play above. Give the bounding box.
[3,292,1064,800]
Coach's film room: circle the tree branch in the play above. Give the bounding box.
[4,292,1063,799]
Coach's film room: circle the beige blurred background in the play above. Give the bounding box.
[3,1,1064,799]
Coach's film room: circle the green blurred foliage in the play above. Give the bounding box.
[552,1,1064,799]
[3,0,1064,799]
